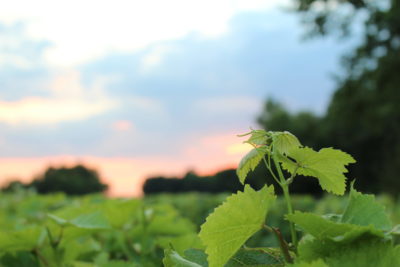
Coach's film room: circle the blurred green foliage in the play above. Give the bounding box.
[0,190,201,266]
[0,189,398,266]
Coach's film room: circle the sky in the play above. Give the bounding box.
[0,0,355,196]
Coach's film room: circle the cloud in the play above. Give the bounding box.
[139,44,176,73]
[0,97,111,125]
[82,7,349,132]
[0,23,48,71]
[0,70,116,125]
[0,0,289,67]
[0,6,355,161]
[0,4,359,197]
[39,7,350,158]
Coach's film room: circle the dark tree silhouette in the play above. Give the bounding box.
[31,165,108,195]
[143,169,243,195]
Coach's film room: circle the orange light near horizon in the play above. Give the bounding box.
[0,156,239,197]
[0,156,189,197]
[0,132,249,197]
[225,142,252,155]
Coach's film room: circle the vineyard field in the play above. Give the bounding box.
[0,189,399,266]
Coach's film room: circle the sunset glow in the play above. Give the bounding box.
[0,132,249,196]
[0,0,348,196]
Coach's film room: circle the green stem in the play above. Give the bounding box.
[262,157,282,186]
[272,153,298,248]
[55,227,64,247]
[45,227,56,248]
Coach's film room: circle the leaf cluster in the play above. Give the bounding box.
[163,130,400,267]
[0,193,203,266]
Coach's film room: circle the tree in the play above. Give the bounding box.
[258,0,400,195]
[295,0,400,195]
[31,165,108,195]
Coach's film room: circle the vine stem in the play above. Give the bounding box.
[262,157,282,186]
[263,225,293,263]
[272,153,298,248]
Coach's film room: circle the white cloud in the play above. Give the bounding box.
[0,70,117,125]
[0,24,41,69]
[0,53,33,69]
[0,97,112,125]
[140,45,176,73]
[0,0,288,67]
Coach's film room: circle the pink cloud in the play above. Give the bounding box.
[112,120,134,132]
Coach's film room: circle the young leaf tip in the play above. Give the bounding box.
[271,131,302,155]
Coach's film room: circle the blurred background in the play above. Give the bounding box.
[1,0,399,198]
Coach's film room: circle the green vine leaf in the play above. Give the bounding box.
[286,211,384,242]
[226,248,284,266]
[236,147,268,184]
[157,233,204,255]
[199,185,276,267]
[297,237,400,267]
[0,227,44,251]
[183,249,208,266]
[390,225,400,235]
[48,212,111,230]
[271,131,301,155]
[286,212,355,240]
[341,185,392,231]
[163,249,203,267]
[280,147,355,195]
[171,248,285,267]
